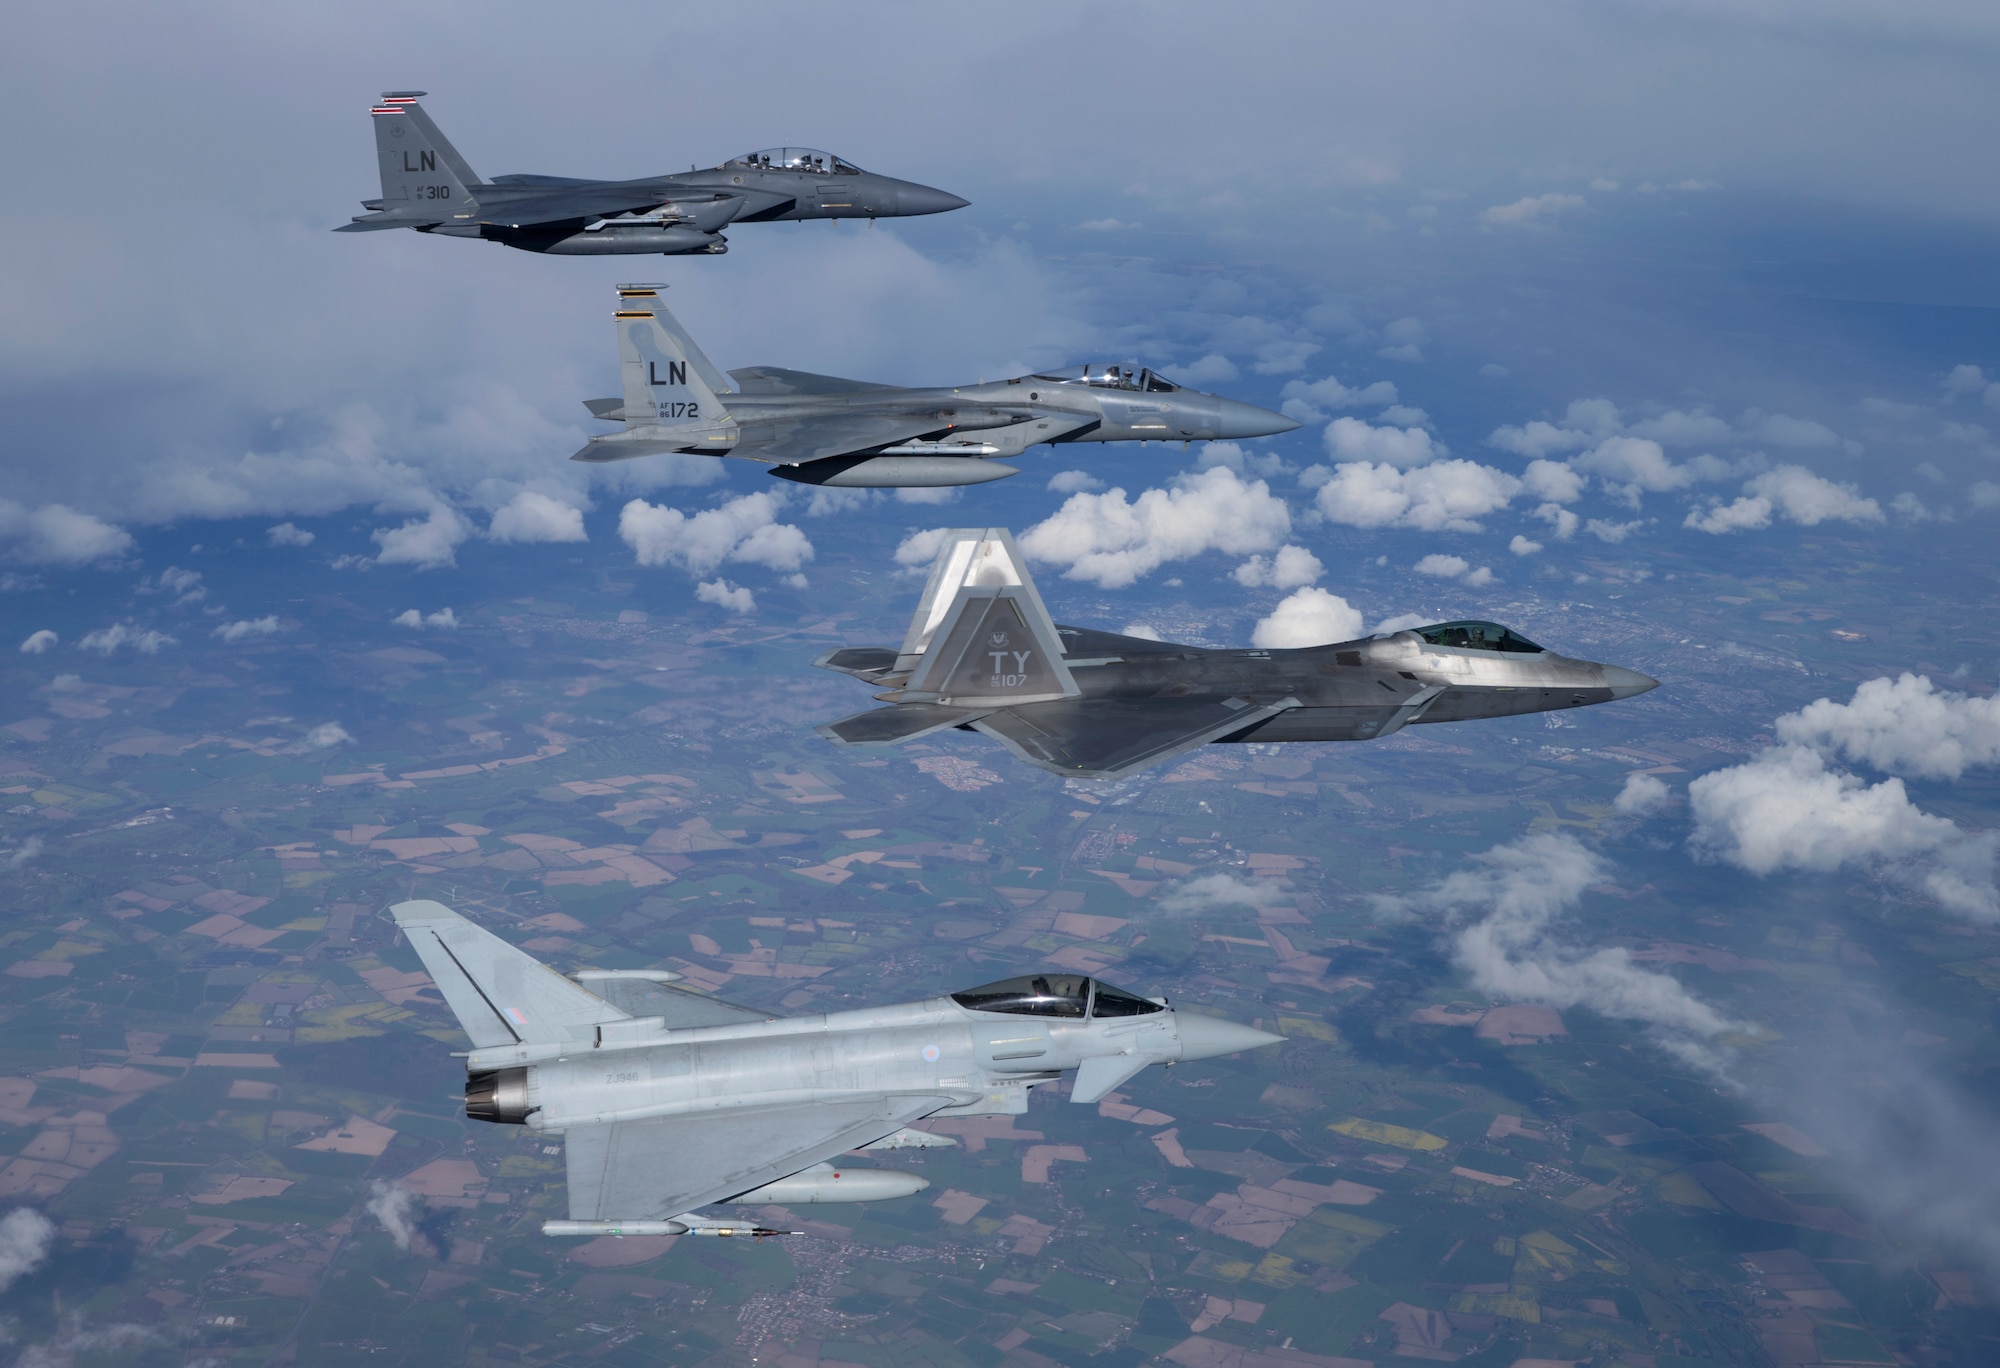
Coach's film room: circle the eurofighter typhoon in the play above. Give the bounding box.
[571,285,1297,488]
[336,93,967,255]
[817,530,1660,780]
[391,901,1281,1237]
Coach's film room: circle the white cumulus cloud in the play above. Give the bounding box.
[367,1181,422,1252]
[1158,873,1294,917]
[695,579,756,613]
[1509,535,1543,556]
[1777,674,2000,782]
[1019,466,1291,589]
[0,502,134,566]
[0,1208,54,1291]
[19,630,56,655]
[1046,470,1104,494]
[1314,459,1521,532]
[1745,464,1882,525]
[1480,193,1587,227]
[213,616,281,642]
[1689,745,1996,920]
[1250,587,1364,648]
[618,492,812,577]
[1233,545,1323,590]
[1614,772,1673,816]
[372,506,472,570]
[1279,374,1398,424]
[488,491,587,544]
[1685,496,1772,533]
[266,521,314,547]
[78,624,175,655]
[393,607,457,629]
[300,722,352,750]
[1323,416,1442,467]
[1392,833,1745,1076]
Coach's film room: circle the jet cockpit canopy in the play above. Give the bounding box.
[1025,364,1180,393]
[730,147,862,175]
[1413,620,1545,654]
[952,974,1163,1019]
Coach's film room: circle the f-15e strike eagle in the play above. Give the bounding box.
[337,93,968,255]
[392,900,1281,1238]
[816,530,1660,780]
[571,284,1297,487]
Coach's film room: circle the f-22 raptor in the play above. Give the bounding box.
[816,530,1660,779]
[572,284,1297,487]
[337,93,967,255]
[391,900,1281,1238]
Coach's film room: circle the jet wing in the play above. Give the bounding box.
[727,366,895,396]
[470,184,683,227]
[582,977,771,1030]
[818,702,991,746]
[564,1093,952,1220]
[974,696,1303,780]
[728,413,948,464]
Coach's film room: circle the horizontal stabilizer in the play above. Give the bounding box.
[818,703,989,746]
[813,646,899,681]
[582,397,626,420]
[570,435,727,464]
[974,695,1303,780]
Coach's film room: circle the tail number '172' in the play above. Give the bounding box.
[987,650,1033,687]
[656,401,700,420]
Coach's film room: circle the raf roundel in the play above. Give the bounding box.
[921,1044,941,1062]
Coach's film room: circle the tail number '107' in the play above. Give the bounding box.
[987,650,1033,687]
[656,401,700,420]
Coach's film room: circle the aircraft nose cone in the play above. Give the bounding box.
[1213,397,1300,440]
[1602,665,1659,700]
[897,183,971,216]
[1174,1014,1287,1062]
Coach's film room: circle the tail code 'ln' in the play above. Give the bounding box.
[370,93,481,213]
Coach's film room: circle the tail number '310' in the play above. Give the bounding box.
[987,650,1033,688]
[656,401,700,420]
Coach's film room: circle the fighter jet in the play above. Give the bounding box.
[816,529,1660,780]
[390,900,1281,1237]
[336,93,967,255]
[571,284,1297,487]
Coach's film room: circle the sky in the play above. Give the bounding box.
[7,0,2000,1276]
[2,0,1999,562]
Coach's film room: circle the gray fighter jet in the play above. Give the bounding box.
[816,530,1660,780]
[572,284,1297,487]
[336,93,967,255]
[390,900,1281,1237]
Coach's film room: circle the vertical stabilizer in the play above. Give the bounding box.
[615,284,736,426]
[390,900,628,1048]
[895,530,1078,707]
[574,286,738,461]
[370,93,481,218]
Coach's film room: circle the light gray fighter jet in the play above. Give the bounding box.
[571,284,1297,487]
[816,530,1660,780]
[336,93,967,255]
[390,900,1281,1237]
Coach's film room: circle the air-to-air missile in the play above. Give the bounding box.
[567,284,1296,488]
[391,900,1282,1238]
[815,529,1660,780]
[337,93,967,255]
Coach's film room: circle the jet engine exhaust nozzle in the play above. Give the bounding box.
[465,1067,534,1124]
